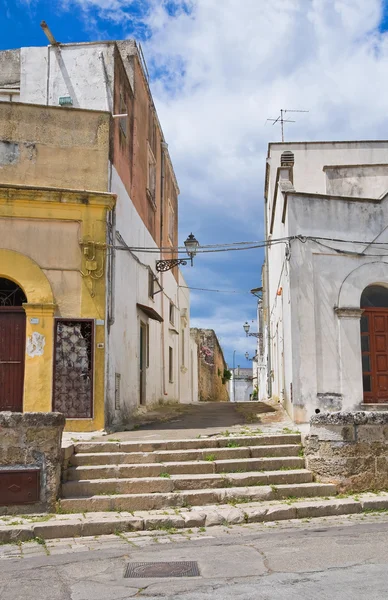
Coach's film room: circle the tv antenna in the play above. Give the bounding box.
[266,109,309,142]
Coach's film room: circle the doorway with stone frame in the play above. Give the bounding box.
[0,277,27,412]
[361,284,388,404]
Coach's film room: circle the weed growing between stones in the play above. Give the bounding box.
[34,537,50,555]
[159,473,171,478]
[205,454,216,462]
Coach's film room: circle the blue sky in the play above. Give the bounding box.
[2,0,388,369]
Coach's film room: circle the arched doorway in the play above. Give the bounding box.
[361,285,388,404]
[0,277,27,411]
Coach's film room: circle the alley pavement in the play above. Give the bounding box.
[1,512,388,599]
[63,400,296,444]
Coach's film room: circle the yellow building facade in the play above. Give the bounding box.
[0,185,115,431]
[0,102,115,431]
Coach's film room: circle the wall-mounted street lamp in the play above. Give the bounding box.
[156,233,199,273]
[245,351,258,362]
[243,322,261,338]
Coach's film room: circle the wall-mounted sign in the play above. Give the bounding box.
[59,96,73,106]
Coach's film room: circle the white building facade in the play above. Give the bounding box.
[229,367,253,402]
[262,141,388,423]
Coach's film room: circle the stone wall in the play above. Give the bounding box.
[0,412,65,514]
[305,412,388,492]
[190,328,229,402]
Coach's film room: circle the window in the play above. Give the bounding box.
[119,87,127,137]
[146,324,150,368]
[169,301,175,325]
[147,147,156,207]
[169,346,174,383]
[168,201,175,244]
[361,285,388,308]
[148,107,157,157]
[115,373,121,410]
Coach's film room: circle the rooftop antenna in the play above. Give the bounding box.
[266,109,309,142]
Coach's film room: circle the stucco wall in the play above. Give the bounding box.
[0,102,110,191]
[191,328,229,402]
[105,167,185,429]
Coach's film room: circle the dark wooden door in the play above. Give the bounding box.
[361,309,388,403]
[139,322,146,405]
[0,309,26,412]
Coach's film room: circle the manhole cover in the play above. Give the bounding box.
[124,561,200,578]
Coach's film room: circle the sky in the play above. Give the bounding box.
[2,0,388,368]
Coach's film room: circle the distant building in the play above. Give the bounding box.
[261,140,388,422]
[229,367,253,402]
[190,329,229,402]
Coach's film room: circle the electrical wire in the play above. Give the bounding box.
[179,285,251,294]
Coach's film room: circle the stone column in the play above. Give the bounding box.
[335,307,364,411]
[22,303,56,413]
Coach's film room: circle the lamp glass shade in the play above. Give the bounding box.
[243,322,250,334]
[184,233,199,257]
[245,352,249,359]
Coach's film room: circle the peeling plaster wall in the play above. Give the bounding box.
[0,49,20,87]
[0,102,110,191]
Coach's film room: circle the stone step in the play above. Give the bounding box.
[69,445,301,467]
[61,469,314,498]
[73,434,301,454]
[65,456,305,480]
[5,494,387,542]
[59,482,336,512]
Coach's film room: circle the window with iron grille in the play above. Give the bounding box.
[53,320,94,418]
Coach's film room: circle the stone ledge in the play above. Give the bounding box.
[311,411,388,426]
[0,412,65,428]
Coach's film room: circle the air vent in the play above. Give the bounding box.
[280,151,294,166]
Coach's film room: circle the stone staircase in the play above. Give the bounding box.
[60,433,337,513]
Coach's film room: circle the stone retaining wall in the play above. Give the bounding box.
[0,412,65,514]
[305,412,388,492]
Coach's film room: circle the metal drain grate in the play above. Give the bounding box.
[124,561,200,578]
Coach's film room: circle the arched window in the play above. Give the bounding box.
[361,285,388,308]
[0,278,27,307]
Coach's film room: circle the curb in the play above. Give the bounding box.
[2,494,388,543]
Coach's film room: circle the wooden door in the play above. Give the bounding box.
[0,309,26,412]
[139,322,147,405]
[361,309,388,403]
